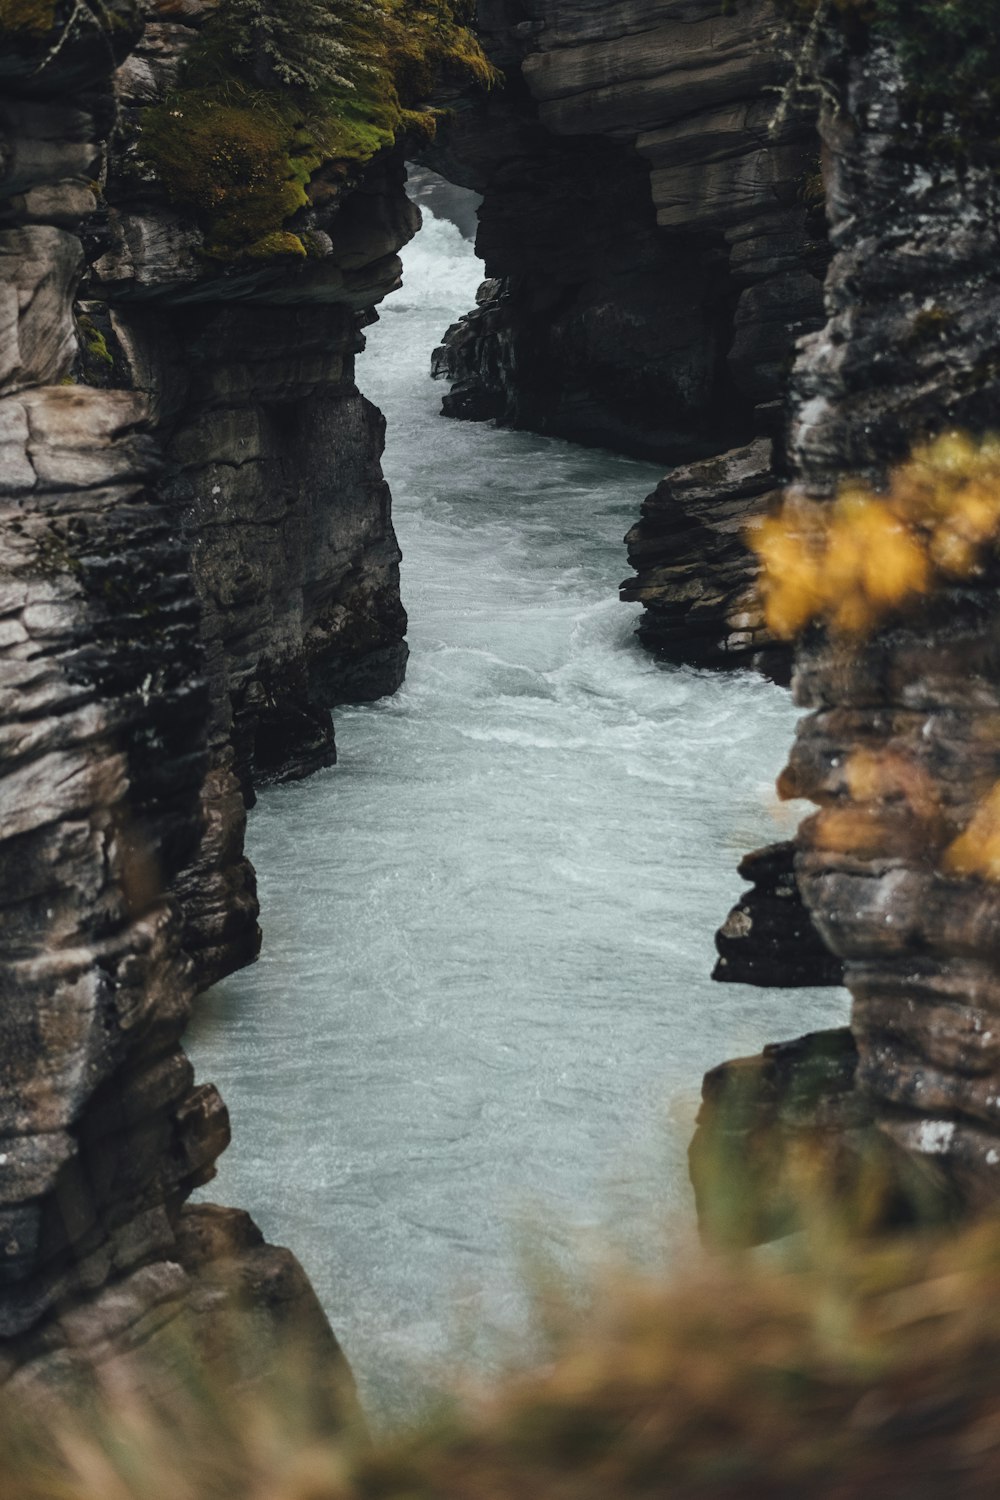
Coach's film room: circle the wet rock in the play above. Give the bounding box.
[713,841,845,988]
[0,0,357,1410]
[620,437,787,674]
[706,32,1000,1231]
[424,0,826,666]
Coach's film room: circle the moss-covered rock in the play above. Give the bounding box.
[140,0,496,265]
[0,0,58,38]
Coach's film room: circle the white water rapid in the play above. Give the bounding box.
[186,210,849,1426]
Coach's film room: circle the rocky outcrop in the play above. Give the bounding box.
[702,29,1000,1229]
[620,438,787,675]
[0,0,359,1410]
[713,840,845,989]
[428,0,829,453]
[689,1029,870,1246]
[63,10,418,988]
[423,0,826,667]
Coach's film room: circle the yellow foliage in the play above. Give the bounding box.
[943,782,1000,881]
[752,432,1000,640]
[843,747,940,824]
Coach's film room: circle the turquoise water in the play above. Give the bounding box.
[186,211,848,1426]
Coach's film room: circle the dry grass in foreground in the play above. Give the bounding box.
[9,1214,1000,1498]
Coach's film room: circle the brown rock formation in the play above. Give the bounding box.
[0,0,357,1408]
[701,30,1000,1229]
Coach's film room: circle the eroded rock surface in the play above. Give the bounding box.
[424,0,826,669]
[0,0,356,1410]
[621,438,786,674]
[430,0,827,458]
[71,10,417,987]
[705,34,1000,1227]
[713,841,845,989]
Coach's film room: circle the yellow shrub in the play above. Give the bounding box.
[753,433,1000,640]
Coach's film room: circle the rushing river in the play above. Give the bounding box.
[186,210,849,1426]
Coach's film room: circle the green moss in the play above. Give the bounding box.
[77,314,114,366]
[141,89,315,261]
[245,229,307,258]
[0,0,57,37]
[140,0,497,265]
[31,520,84,579]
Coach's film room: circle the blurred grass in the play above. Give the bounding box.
[8,1204,1000,1497]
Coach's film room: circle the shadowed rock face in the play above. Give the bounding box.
[713,841,845,990]
[72,9,417,989]
[0,0,362,1409]
[424,0,827,669]
[621,438,788,675]
[700,34,1000,1232]
[778,36,1000,1211]
[406,163,482,239]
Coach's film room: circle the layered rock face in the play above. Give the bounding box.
[782,39,1000,1213]
[65,8,417,988]
[0,1,356,1408]
[425,0,827,668]
[699,33,1000,1232]
[620,438,787,675]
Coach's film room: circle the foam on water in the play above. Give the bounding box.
[186,210,849,1426]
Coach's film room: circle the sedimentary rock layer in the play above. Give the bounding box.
[425,0,826,668]
[706,32,1000,1223]
[0,0,356,1405]
[60,7,418,987]
[620,438,786,675]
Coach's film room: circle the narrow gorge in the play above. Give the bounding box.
[3,0,1000,1470]
[186,208,848,1420]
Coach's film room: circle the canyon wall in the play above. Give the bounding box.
[697,25,1000,1237]
[84,6,417,988]
[427,0,828,671]
[0,0,416,1401]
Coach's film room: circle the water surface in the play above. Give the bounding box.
[187,212,848,1425]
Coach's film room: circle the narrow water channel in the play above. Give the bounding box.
[185,211,849,1426]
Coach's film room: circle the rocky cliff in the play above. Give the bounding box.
[76,1,429,988]
[425,0,828,670]
[697,16,1000,1237]
[0,0,366,1405]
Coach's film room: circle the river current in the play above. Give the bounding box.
[186,211,848,1425]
